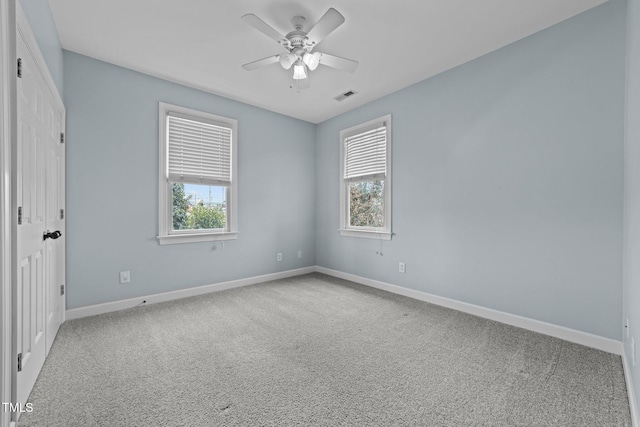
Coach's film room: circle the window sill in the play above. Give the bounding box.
[157,232,238,245]
[339,229,392,240]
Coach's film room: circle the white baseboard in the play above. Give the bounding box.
[623,346,640,427]
[66,266,316,320]
[315,266,623,355]
[66,264,623,356]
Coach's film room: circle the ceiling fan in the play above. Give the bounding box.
[241,8,358,90]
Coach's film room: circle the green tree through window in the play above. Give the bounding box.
[349,180,384,227]
[186,202,226,229]
[172,183,226,231]
[172,183,190,230]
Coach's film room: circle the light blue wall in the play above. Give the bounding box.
[623,0,640,415]
[63,51,316,309]
[316,0,626,340]
[18,0,63,96]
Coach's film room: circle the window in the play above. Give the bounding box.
[339,114,392,240]
[158,102,238,245]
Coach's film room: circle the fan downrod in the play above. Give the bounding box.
[291,15,306,31]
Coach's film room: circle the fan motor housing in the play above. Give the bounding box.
[285,30,307,48]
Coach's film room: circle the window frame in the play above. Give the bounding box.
[339,114,392,240]
[157,102,238,245]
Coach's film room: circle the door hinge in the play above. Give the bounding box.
[60,133,64,144]
[17,206,22,225]
[60,209,64,220]
[60,285,64,296]
[17,353,22,372]
[17,58,22,78]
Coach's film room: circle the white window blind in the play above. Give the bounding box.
[344,124,387,182]
[167,113,232,185]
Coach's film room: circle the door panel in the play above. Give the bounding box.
[15,31,65,409]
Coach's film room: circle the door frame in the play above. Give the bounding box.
[0,1,16,427]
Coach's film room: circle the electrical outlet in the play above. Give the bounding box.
[277,253,283,262]
[298,250,302,258]
[119,271,131,284]
[399,262,406,273]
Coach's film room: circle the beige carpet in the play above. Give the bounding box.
[18,273,631,426]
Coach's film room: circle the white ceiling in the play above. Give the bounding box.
[48,0,607,124]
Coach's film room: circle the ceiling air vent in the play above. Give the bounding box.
[334,90,357,102]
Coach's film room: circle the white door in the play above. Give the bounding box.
[15,29,65,408]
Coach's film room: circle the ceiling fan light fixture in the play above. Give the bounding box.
[292,62,307,80]
[279,53,296,70]
[302,52,321,71]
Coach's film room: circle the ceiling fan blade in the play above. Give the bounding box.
[242,55,280,71]
[241,13,286,44]
[306,8,345,46]
[318,53,358,73]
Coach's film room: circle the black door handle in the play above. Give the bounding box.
[43,230,62,241]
